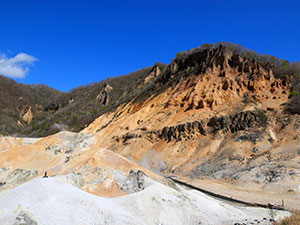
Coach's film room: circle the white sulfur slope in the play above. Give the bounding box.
[0,177,289,225]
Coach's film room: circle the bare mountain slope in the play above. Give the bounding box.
[84,44,300,209]
[0,43,300,224]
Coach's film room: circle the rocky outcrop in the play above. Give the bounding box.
[96,84,113,105]
[144,66,161,84]
[113,111,262,144]
[159,111,260,142]
[4,168,38,188]
[13,211,38,225]
[160,120,206,142]
[22,107,33,124]
[229,111,260,132]
[207,110,261,134]
[149,44,292,115]
[122,133,141,143]
[158,45,274,87]
[115,130,160,144]
[207,116,230,133]
[120,170,147,194]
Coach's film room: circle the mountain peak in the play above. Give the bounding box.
[170,43,269,77]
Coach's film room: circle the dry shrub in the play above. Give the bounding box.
[275,211,300,225]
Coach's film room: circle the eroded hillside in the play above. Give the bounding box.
[0,44,299,224]
[85,44,300,208]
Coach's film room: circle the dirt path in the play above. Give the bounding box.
[167,176,300,211]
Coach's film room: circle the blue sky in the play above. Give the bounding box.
[0,0,299,91]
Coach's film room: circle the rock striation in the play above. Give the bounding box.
[115,111,262,144]
[159,111,260,142]
[160,120,206,142]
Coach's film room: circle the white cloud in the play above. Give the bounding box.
[0,53,38,78]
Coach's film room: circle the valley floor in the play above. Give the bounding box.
[171,176,300,211]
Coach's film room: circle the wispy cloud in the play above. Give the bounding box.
[0,53,38,78]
